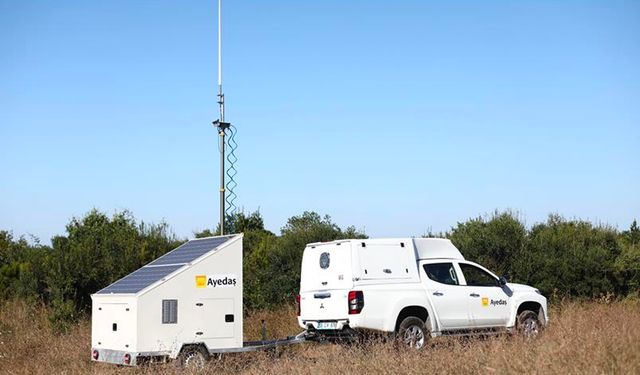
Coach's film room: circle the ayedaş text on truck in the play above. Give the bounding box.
[297,238,548,348]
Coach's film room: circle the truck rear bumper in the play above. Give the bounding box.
[300,319,350,331]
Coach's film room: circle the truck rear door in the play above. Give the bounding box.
[299,242,354,321]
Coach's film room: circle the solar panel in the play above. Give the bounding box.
[96,235,236,294]
[147,236,233,266]
[97,264,183,294]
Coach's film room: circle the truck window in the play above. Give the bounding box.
[459,263,499,287]
[423,263,459,285]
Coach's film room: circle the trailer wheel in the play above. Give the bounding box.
[176,345,209,370]
[397,316,428,350]
[517,310,541,339]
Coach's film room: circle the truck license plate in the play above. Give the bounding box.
[317,321,337,330]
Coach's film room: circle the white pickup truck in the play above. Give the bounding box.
[297,238,548,348]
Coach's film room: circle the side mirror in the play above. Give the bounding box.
[499,276,508,286]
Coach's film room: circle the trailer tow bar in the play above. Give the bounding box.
[207,331,308,355]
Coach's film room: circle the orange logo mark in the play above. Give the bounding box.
[195,275,206,288]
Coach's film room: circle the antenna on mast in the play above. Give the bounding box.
[212,0,232,235]
[217,0,223,117]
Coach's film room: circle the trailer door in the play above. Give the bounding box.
[194,298,235,339]
[92,301,135,351]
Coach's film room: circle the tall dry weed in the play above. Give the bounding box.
[0,299,638,374]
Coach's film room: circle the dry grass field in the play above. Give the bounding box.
[1,298,639,374]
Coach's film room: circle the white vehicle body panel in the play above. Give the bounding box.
[91,235,244,364]
[91,296,137,351]
[298,237,548,336]
[456,261,510,327]
[421,261,472,330]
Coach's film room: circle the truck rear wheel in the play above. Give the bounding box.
[517,310,541,339]
[397,317,428,350]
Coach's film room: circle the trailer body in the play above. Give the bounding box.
[91,234,243,365]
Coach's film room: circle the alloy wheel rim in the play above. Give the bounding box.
[522,317,539,338]
[403,325,425,348]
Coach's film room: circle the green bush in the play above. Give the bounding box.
[241,211,366,310]
[1,209,638,327]
[448,212,633,299]
[449,211,526,280]
[615,220,640,294]
[519,215,621,297]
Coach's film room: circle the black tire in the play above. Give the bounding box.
[397,316,429,350]
[176,345,209,370]
[517,310,542,339]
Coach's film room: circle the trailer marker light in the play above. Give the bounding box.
[295,294,301,316]
[92,350,99,360]
[123,353,131,365]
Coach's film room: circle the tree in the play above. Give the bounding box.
[196,210,270,239]
[243,211,366,309]
[615,219,640,294]
[0,231,49,301]
[449,211,526,279]
[521,215,621,297]
[47,209,181,317]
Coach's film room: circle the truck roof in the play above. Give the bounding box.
[413,238,464,260]
[306,237,464,260]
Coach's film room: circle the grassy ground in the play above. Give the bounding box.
[1,299,639,374]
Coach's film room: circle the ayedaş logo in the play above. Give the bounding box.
[195,274,238,288]
[481,297,507,307]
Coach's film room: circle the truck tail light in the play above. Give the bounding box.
[295,294,301,316]
[92,349,99,360]
[348,290,364,314]
[123,353,131,365]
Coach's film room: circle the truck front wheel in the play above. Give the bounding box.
[397,317,428,350]
[517,310,541,339]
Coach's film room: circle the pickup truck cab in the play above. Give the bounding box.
[297,238,548,348]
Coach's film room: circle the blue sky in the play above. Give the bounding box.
[1,0,639,243]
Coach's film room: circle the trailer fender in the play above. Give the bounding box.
[170,342,210,359]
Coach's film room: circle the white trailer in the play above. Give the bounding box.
[91,234,244,365]
[91,234,303,367]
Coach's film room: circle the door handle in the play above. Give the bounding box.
[470,293,480,297]
[433,292,444,296]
